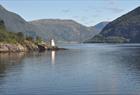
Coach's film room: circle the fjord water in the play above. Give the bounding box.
[0,44,140,95]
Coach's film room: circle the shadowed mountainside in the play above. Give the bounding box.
[87,7,140,43]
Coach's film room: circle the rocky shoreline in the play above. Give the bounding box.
[0,43,38,53]
[0,42,67,53]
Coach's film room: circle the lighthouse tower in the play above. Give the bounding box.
[51,39,55,47]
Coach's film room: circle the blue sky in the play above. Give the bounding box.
[0,0,140,26]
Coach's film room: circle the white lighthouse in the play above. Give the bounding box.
[51,39,55,47]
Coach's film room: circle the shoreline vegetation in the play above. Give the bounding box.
[0,20,66,53]
[0,36,67,53]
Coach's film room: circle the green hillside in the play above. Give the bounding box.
[0,20,25,44]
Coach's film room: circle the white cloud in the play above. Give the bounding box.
[107,7,124,13]
[61,9,70,13]
[107,0,124,13]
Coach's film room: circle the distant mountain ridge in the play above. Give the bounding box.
[87,6,140,43]
[90,21,109,34]
[30,19,97,42]
[0,5,99,43]
[91,21,109,32]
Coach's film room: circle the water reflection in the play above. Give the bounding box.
[51,51,56,64]
[0,52,25,74]
[0,52,26,86]
[0,44,140,95]
[0,52,25,64]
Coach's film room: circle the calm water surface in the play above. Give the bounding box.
[0,44,140,95]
